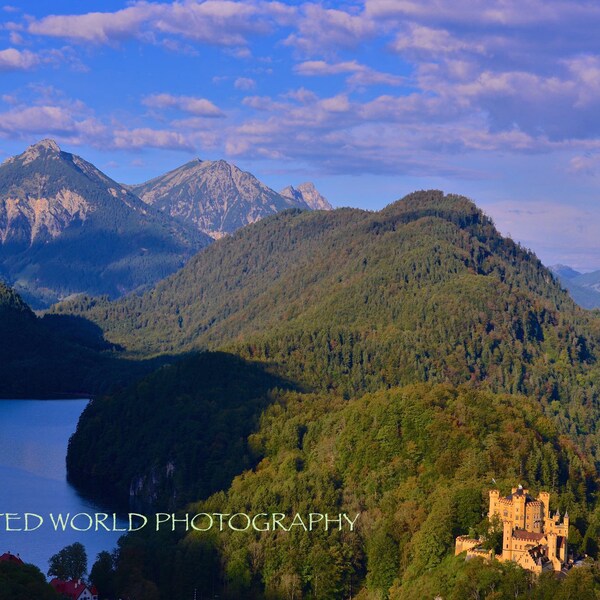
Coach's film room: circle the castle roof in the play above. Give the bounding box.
[513,530,545,542]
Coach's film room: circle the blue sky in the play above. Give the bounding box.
[2,1,600,270]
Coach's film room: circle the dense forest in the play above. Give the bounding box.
[68,352,294,508]
[88,384,600,599]
[49,192,600,598]
[0,281,167,396]
[0,561,59,600]
[2,191,600,596]
[59,192,600,459]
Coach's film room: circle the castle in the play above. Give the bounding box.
[455,485,569,573]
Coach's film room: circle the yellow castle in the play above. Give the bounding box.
[455,485,569,573]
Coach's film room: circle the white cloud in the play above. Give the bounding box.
[113,127,194,150]
[284,4,376,55]
[295,60,403,87]
[28,5,156,45]
[0,104,108,145]
[143,93,225,117]
[391,24,486,56]
[365,0,600,26]
[27,1,295,48]
[234,77,256,90]
[0,48,39,71]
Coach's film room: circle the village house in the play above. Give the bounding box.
[50,578,99,600]
[0,551,24,565]
[455,485,569,574]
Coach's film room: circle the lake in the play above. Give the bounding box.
[0,399,126,574]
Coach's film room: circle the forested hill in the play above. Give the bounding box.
[61,191,600,597]
[54,191,600,408]
[0,281,163,397]
[55,191,576,353]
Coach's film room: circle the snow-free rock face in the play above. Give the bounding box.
[0,140,210,307]
[280,182,332,211]
[129,159,310,238]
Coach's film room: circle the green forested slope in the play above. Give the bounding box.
[58,192,600,453]
[0,281,164,396]
[58,191,600,598]
[67,352,293,508]
[56,192,578,356]
[105,384,600,599]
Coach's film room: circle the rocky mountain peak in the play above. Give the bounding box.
[4,138,63,167]
[0,141,209,306]
[280,182,332,211]
[129,158,310,238]
[31,139,61,153]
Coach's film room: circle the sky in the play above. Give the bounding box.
[1,1,600,270]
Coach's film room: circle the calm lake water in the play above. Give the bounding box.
[0,399,126,573]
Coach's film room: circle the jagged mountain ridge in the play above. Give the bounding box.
[0,140,211,307]
[128,158,315,238]
[280,181,332,211]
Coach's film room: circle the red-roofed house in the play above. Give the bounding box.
[50,578,98,600]
[0,551,24,564]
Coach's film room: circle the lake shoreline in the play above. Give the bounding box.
[0,399,127,572]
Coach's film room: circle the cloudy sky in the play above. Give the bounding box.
[2,0,600,270]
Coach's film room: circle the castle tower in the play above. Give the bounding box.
[538,491,550,519]
[456,486,568,574]
[502,519,513,561]
[489,489,500,521]
[512,485,527,530]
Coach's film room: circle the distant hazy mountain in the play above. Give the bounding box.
[0,140,210,307]
[550,264,600,309]
[128,159,310,239]
[280,182,332,211]
[550,264,581,280]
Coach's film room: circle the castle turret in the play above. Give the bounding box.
[489,489,500,521]
[538,491,550,520]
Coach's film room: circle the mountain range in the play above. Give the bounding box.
[0,140,329,307]
[279,181,332,211]
[551,264,600,309]
[128,159,331,239]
